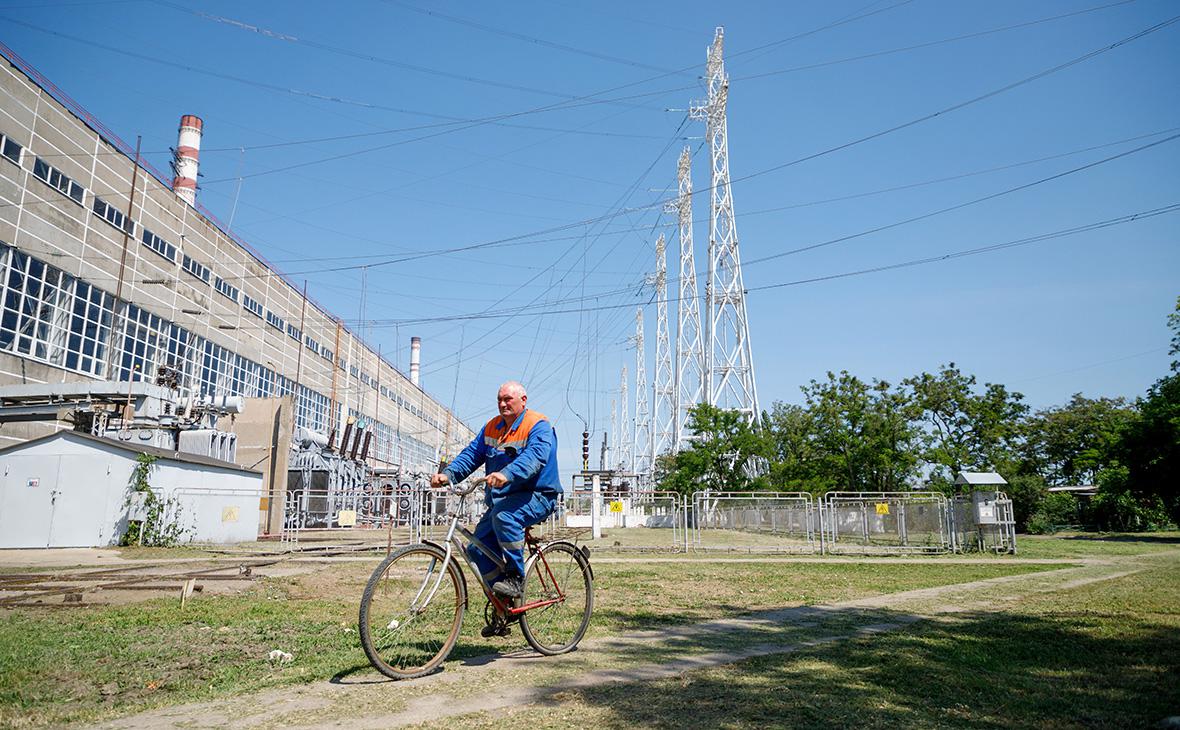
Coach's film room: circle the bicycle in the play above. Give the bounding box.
[358,477,594,680]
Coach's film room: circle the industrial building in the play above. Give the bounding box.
[0,430,264,548]
[0,42,474,471]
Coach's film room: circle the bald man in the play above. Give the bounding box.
[432,381,562,603]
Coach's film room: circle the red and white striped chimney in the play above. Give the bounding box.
[410,336,421,387]
[171,115,203,205]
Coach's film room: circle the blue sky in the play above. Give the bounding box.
[3,0,1178,479]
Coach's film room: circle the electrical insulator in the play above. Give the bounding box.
[582,430,590,470]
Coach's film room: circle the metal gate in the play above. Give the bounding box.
[692,491,818,553]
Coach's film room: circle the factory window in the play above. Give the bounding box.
[258,366,274,398]
[1,133,23,165]
[32,158,84,204]
[64,281,114,377]
[286,322,301,342]
[266,310,284,332]
[321,346,333,363]
[141,228,176,263]
[360,372,371,387]
[304,335,320,356]
[91,196,134,235]
[349,365,358,378]
[181,254,211,284]
[117,303,165,382]
[214,276,239,303]
[295,384,329,434]
[161,322,199,388]
[199,339,234,396]
[242,294,263,319]
[0,247,72,366]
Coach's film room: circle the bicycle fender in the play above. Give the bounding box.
[422,539,469,609]
[528,540,593,581]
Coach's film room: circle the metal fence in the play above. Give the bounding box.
[559,490,687,551]
[949,492,1017,554]
[819,491,952,554]
[279,481,1014,556]
[691,491,818,553]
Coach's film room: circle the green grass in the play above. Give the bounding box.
[2,530,1170,730]
[1011,531,1180,559]
[429,557,1180,729]
[0,555,1056,728]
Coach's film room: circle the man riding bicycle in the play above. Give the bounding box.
[430,380,562,601]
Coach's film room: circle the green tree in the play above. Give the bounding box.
[904,364,1028,489]
[654,403,767,498]
[764,402,832,494]
[1115,295,1180,525]
[1022,394,1136,486]
[792,371,921,493]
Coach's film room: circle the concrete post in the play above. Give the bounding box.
[591,474,602,540]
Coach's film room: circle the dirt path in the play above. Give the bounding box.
[88,550,1177,730]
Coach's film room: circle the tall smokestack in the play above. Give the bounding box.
[410,336,421,387]
[171,115,203,205]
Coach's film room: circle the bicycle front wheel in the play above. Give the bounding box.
[520,542,593,655]
[359,544,466,679]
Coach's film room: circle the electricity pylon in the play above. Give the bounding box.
[690,27,760,424]
[667,146,705,446]
[607,397,616,471]
[617,365,631,473]
[631,308,651,478]
[651,234,675,463]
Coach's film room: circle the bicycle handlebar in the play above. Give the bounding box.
[449,476,487,497]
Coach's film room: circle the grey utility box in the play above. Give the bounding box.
[972,491,999,525]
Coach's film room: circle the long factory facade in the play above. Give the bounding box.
[0,43,474,468]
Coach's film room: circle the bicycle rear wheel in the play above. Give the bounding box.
[359,544,465,679]
[519,542,593,655]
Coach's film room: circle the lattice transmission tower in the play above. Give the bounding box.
[631,308,652,478]
[666,146,705,446]
[607,397,616,471]
[616,365,631,472]
[690,27,760,423]
[651,234,676,462]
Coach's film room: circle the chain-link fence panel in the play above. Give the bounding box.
[691,491,818,553]
[820,492,950,554]
[557,490,686,551]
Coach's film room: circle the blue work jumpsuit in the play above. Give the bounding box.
[443,408,562,582]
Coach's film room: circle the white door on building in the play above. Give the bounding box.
[0,454,61,548]
[46,456,115,547]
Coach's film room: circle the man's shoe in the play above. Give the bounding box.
[491,574,525,600]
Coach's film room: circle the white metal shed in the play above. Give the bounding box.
[0,431,262,548]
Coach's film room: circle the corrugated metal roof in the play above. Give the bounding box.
[953,471,1008,486]
[0,430,262,475]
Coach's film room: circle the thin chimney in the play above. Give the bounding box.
[171,115,203,205]
[410,336,421,387]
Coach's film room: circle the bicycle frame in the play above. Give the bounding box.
[419,506,567,618]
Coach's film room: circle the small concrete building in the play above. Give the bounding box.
[0,430,262,548]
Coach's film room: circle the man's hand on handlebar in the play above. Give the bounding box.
[430,473,450,490]
[486,472,508,489]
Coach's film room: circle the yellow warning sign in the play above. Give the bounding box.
[609,500,624,513]
[338,509,357,527]
[875,503,890,515]
[221,506,240,523]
